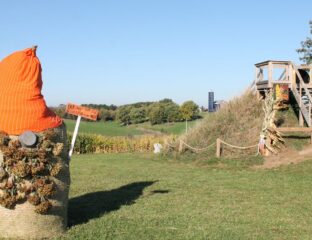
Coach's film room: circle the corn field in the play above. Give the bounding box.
[67,133,176,154]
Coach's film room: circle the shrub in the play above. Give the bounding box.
[116,106,132,125]
[129,107,147,124]
[148,104,165,125]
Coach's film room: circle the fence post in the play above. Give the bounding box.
[178,140,183,153]
[216,138,221,158]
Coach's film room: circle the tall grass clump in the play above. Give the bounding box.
[179,91,264,158]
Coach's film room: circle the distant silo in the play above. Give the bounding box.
[208,91,215,112]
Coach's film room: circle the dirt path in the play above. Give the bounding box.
[135,127,165,136]
[255,145,312,169]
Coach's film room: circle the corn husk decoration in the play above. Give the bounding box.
[260,91,285,154]
[0,129,64,214]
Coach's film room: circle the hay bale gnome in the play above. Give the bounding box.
[0,46,70,239]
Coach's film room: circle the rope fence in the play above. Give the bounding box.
[216,138,259,158]
[165,138,259,157]
[179,140,215,152]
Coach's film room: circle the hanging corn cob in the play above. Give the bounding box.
[260,91,285,154]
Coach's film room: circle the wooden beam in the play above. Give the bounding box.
[268,62,273,88]
[277,127,312,132]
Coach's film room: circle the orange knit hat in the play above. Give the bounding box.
[0,47,62,135]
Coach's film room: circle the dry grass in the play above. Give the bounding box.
[180,91,264,157]
[68,133,176,154]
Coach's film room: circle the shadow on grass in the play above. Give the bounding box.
[68,181,163,227]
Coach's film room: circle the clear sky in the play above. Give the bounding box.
[0,1,311,107]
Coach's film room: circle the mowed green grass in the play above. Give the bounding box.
[59,153,312,240]
[133,120,200,135]
[64,120,144,136]
[64,116,205,137]
[133,113,208,135]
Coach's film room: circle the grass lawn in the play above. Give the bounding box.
[64,120,144,136]
[59,153,312,240]
[133,120,201,135]
[64,115,206,137]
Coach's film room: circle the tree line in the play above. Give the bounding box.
[51,99,200,125]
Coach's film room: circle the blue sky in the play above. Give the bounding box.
[0,1,311,107]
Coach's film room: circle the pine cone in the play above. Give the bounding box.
[37,149,47,162]
[5,157,17,166]
[0,167,7,181]
[25,149,37,158]
[11,162,31,178]
[16,191,26,201]
[40,140,52,150]
[52,143,64,156]
[37,182,55,197]
[8,140,21,149]
[31,163,45,176]
[2,147,15,158]
[0,193,16,209]
[6,177,14,189]
[27,192,41,206]
[42,129,57,140]
[50,162,62,177]
[12,149,26,161]
[0,131,9,146]
[34,178,45,188]
[35,200,52,214]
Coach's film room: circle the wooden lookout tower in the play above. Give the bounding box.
[254,60,312,127]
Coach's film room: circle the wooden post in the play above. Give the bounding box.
[299,112,304,127]
[259,68,263,81]
[185,119,188,134]
[309,103,312,127]
[255,67,258,84]
[268,62,273,88]
[178,140,183,153]
[216,138,221,158]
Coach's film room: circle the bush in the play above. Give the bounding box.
[148,104,165,125]
[164,103,182,122]
[116,106,132,125]
[129,107,147,124]
[99,109,116,121]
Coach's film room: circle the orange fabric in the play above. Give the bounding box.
[0,48,62,135]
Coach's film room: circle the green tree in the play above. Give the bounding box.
[296,20,312,64]
[116,106,132,125]
[159,98,174,104]
[180,101,199,133]
[163,103,182,123]
[99,109,116,121]
[148,104,165,125]
[129,107,147,124]
[180,101,199,121]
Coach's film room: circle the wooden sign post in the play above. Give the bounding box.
[65,103,99,158]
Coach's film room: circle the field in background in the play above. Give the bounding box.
[61,153,312,240]
[64,115,206,136]
[131,119,201,135]
[64,120,144,136]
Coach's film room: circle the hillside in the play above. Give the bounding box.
[178,90,311,159]
[180,91,264,157]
